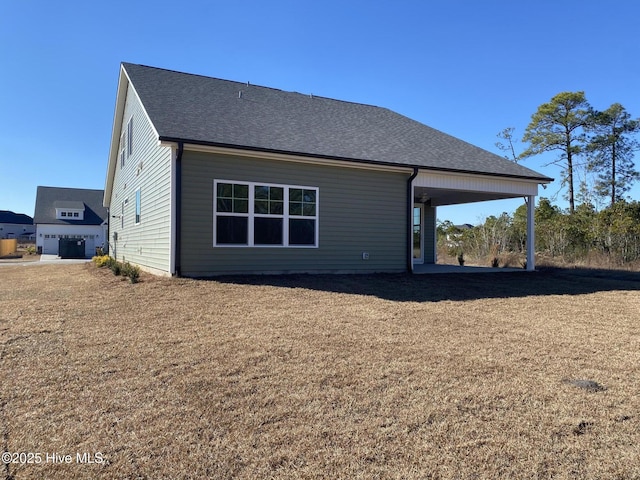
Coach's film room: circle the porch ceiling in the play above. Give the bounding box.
[412,169,544,207]
[414,186,526,206]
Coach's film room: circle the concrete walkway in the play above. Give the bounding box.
[39,254,91,264]
[0,254,92,267]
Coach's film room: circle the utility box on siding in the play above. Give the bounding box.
[59,238,85,258]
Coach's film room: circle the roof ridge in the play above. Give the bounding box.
[123,62,292,96]
[119,63,552,182]
[122,62,383,110]
[37,186,104,192]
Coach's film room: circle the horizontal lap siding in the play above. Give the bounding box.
[109,84,172,273]
[180,151,407,275]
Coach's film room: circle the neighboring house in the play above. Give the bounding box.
[0,210,34,239]
[34,187,108,257]
[104,63,552,276]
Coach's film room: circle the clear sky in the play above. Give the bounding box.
[1,0,639,225]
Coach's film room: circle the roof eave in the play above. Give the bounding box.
[103,65,130,207]
[158,136,554,184]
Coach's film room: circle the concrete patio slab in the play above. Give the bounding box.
[413,264,525,274]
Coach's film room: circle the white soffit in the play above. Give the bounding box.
[415,170,539,196]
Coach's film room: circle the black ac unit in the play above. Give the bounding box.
[59,238,85,259]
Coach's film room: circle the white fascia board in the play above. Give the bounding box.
[104,66,129,207]
[160,143,411,174]
[159,143,549,185]
[415,170,541,196]
[103,65,160,207]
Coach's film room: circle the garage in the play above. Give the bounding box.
[42,234,97,257]
[34,187,108,258]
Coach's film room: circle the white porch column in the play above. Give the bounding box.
[526,195,535,271]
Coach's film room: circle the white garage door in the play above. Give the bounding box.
[83,236,95,257]
[43,235,59,254]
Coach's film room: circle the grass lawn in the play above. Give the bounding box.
[1,263,639,479]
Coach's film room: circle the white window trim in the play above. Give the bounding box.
[55,208,84,220]
[127,116,133,157]
[213,179,319,248]
[120,132,126,168]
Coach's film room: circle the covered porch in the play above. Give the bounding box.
[410,169,541,272]
[412,263,524,274]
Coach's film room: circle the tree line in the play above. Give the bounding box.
[439,91,640,268]
[438,198,640,267]
[497,92,640,212]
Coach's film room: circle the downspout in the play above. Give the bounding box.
[174,142,184,277]
[407,167,419,273]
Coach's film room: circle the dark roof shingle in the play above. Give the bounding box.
[34,187,107,225]
[0,210,33,225]
[123,63,551,181]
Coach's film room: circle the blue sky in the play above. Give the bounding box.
[1,0,639,225]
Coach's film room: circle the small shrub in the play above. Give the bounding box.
[500,252,521,268]
[121,262,141,284]
[92,255,111,268]
[457,252,465,266]
[26,245,37,255]
[93,256,140,283]
[491,257,500,268]
[109,258,122,276]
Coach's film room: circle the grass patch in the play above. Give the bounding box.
[1,264,639,478]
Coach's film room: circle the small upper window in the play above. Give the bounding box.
[127,117,133,157]
[55,207,84,220]
[135,188,141,224]
[120,132,126,168]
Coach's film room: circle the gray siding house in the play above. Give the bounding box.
[104,63,551,276]
[0,211,34,239]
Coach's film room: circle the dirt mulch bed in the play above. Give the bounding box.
[1,263,639,479]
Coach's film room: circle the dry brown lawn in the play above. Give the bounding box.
[1,263,639,479]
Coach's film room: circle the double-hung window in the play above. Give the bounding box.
[253,185,284,244]
[215,183,249,244]
[288,187,317,245]
[214,180,318,247]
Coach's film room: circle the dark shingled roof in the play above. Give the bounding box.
[123,63,551,182]
[0,210,33,225]
[54,200,85,210]
[34,187,107,225]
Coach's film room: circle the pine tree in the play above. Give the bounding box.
[521,92,591,214]
[586,103,640,206]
